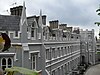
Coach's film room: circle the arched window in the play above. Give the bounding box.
[1,58,6,70]
[1,58,13,71]
[8,58,12,68]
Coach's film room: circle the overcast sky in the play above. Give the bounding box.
[0,0,100,37]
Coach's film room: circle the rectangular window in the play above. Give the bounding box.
[58,48,60,57]
[31,55,36,70]
[65,47,67,55]
[52,48,55,58]
[52,70,55,75]
[61,66,64,75]
[60,48,62,56]
[46,49,49,60]
[64,64,67,74]
[61,47,63,56]
[31,28,34,37]
[58,68,60,75]
[68,46,70,54]
[15,31,18,37]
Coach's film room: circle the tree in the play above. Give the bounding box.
[5,67,39,75]
[95,5,100,26]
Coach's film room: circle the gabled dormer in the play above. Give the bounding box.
[30,18,38,40]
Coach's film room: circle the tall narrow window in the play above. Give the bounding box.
[52,70,55,75]
[31,22,35,37]
[31,28,34,37]
[31,55,36,70]
[8,58,12,68]
[64,64,67,74]
[58,48,60,57]
[2,58,6,71]
[65,47,67,55]
[58,68,60,75]
[61,47,63,56]
[52,48,55,58]
[15,31,18,37]
[61,66,64,75]
[46,49,49,60]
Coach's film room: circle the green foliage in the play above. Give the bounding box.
[96,8,100,12]
[95,6,100,26]
[97,52,100,54]
[95,22,100,26]
[5,67,38,75]
[98,13,100,16]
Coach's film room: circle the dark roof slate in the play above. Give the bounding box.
[0,15,20,31]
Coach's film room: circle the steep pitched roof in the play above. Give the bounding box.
[0,15,20,31]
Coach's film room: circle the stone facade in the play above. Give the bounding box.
[80,29,96,65]
[96,39,100,62]
[0,3,96,75]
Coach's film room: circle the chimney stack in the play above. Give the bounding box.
[49,20,59,29]
[42,15,46,25]
[59,24,67,29]
[10,6,23,16]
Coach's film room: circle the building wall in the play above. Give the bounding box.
[96,39,100,62]
[0,25,81,75]
[80,29,96,65]
[44,41,80,75]
[0,5,97,75]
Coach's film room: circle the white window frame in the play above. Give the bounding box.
[31,55,37,70]
[31,28,36,40]
[46,49,49,60]
[1,57,13,71]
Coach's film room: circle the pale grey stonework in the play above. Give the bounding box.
[0,5,96,75]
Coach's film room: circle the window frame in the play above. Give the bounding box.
[1,57,13,71]
[31,54,37,70]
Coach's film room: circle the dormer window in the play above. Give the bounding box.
[63,35,66,38]
[32,22,35,28]
[30,20,37,40]
[15,31,18,37]
[71,36,73,38]
[31,22,35,37]
[52,34,55,37]
[31,28,34,37]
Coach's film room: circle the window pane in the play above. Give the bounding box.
[33,62,35,69]
[46,49,49,60]
[32,55,36,70]
[2,58,6,65]
[33,56,35,61]
[8,58,12,65]
[32,22,35,27]
[15,31,18,37]
[31,28,34,37]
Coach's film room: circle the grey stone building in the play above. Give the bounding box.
[0,3,81,75]
[96,38,100,62]
[80,29,96,65]
[0,2,96,75]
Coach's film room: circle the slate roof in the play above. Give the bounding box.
[0,15,20,31]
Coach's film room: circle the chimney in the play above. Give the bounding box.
[34,15,46,25]
[59,24,67,29]
[42,15,46,25]
[49,20,59,29]
[10,6,23,16]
